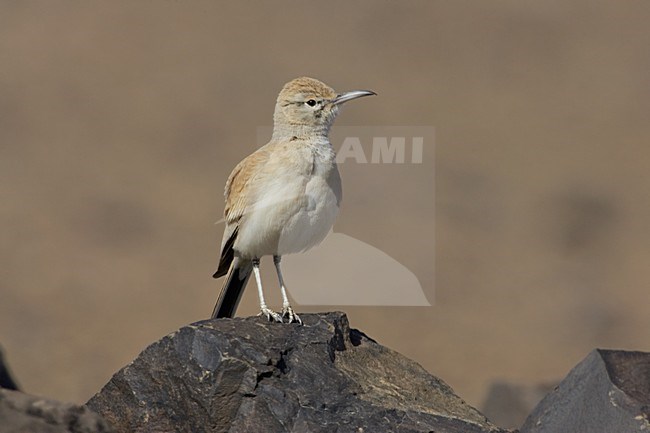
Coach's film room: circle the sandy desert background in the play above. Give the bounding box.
[1,0,649,412]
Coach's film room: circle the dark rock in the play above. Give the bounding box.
[481,381,555,429]
[520,349,650,433]
[0,388,114,433]
[0,347,19,391]
[87,312,508,433]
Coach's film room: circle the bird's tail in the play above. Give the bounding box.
[211,258,252,319]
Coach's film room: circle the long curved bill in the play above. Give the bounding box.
[331,90,377,106]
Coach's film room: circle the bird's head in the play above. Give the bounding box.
[273,77,375,139]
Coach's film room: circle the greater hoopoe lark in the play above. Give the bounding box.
[211,77,375,323]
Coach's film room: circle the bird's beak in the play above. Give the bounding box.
[331,90,377,106]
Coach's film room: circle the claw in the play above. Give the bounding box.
[282,306,302,325]
[259,307,283,323]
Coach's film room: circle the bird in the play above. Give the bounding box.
[211,77,376,323]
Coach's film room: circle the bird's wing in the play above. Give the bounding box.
[223,145,273,226]
[214,144,274,278]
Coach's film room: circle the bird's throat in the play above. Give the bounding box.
[271,123,332,142]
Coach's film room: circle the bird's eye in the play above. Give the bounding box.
[306,99,317,107]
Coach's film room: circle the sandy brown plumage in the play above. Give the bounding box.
[211,77,375,322]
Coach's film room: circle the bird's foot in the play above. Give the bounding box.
[282,305,302,325]
[259,307,283,323]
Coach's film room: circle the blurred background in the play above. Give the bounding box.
[1,0,649,416]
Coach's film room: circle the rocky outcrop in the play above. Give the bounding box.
[0,388,114,433]
[520,349,650,432]
[87,312,508,433]
[4,312,650,432]
[0,347,19,391]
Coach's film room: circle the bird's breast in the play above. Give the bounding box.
[233,140,341,258]
[276,142,341,255]
[276,167,340,255]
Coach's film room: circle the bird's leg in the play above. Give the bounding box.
[253,258,282,322]
[273,255,302,324]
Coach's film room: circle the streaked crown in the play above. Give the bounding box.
[277,77,337,103]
